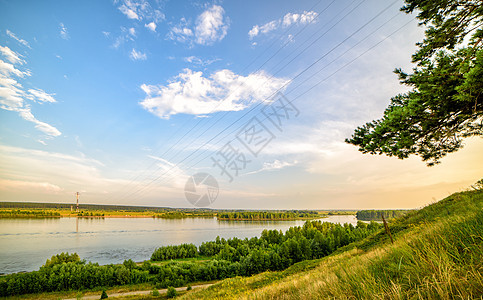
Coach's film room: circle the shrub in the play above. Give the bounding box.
[167,286,177,298]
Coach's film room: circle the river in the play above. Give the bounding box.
[0,215,358,274]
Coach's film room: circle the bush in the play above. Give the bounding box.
[152,289,160,296]
[167,286,177,298]
[151,243,198,261]
[187,284,192,291]
[100,289,108,299]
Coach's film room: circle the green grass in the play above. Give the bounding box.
[181,190,483,299]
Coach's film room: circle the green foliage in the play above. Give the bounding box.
[0,209,61,218]
[472,177,483,190]
[151,243,198,261]
[187,284,192,291]
[77,211,105,217]
[152,289,160,296]
[100,289,108,299]
[218,210,318,220]
[356,210,410,221]
[43,252,81,268]
[123,259,137,269]
[346,0,483,166]
[166,286,177,298]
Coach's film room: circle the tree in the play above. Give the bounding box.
[346,0,483,166]
[471,177,483,190]
[167,286,177,298]
[100,289,108,299]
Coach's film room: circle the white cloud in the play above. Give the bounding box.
[116,0,164,23]
[130,48,147,60]
[194,5,229,45]
[59,23,69,39]
[0,46,25,64]
[102,31,110,37]
[0,179,63,193]
[168,5,229,46]
[0,59,31,78]
[184,56,220,66]
[0,52,61,137]
[245,160,297,175]
[248,20,279,39]
[248,11,317,39]
[167,21,193,43]
[27,88,57,103]
[5,30,31,49]
[282,11,317,26]
[145,22,156,32]
[17,108,61,136]
[0,75,24,110]
[139,68,289,119]
[112,26,137,49]
[0,143,186,204]
[119,4,139,20]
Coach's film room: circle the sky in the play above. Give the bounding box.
[0,0,481,210]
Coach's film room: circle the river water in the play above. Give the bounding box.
[0,215,357,274]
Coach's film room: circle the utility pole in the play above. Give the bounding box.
[75,192,80,212]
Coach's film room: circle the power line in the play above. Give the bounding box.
[104,0,350,202]
[120,1,409,203]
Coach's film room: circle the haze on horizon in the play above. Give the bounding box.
[1,0,481,210]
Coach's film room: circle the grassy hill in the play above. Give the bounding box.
[181,190,483,299]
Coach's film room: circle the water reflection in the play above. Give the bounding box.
[0,215,358,274]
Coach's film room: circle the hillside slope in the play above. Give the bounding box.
[181,190,483,299]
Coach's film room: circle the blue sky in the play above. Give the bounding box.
[1,0,481,209]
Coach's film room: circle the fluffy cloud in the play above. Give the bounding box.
[282,11,317,26]
[119,4,139,19]
[145,22,156,32]
[130,48,147,60]
[167,19,193,43]
[0,46,61,137]
[248,20,279,39]
[168,5,229,46]
[139,69,289,119]
[248,11,317,39]
[117,0,164,22]
[194,5,229,45]
[5,29,31,49]
[59,23,69,39]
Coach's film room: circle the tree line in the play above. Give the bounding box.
[0,210,61,218]
[0,220,382,296]
[217,210,319,220]
[356,210,410,221]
